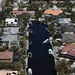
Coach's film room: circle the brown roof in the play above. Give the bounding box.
[62,34,75,43]
[61,44,75,56]
[60,26,75,32]
[11,10,28,15]
[44,9,63,16]
[0,51,13,62]
[33,1,47,4]
[0,70,18,75]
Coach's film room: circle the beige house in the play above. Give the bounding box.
[0,70,18,75]
[0,52,13,62]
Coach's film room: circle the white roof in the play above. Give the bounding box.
[5,18,18,25]
[58,18,71,24]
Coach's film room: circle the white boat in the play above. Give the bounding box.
[43,39,49,44]
[28,68,32,75]
[28,52,32,58]
[48,49,54,56]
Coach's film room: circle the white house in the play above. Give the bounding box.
[5,18,18,26]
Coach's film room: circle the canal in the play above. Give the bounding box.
[28,21,57,75]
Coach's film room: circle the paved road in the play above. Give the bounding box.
[28,21,57,75]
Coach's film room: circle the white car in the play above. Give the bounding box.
[28,52,32,58]
[48,49,54,56]
[28,68,32,75]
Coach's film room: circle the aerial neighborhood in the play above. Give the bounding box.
[0,0,75,75]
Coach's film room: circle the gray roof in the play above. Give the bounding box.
[60,25,75,32]
[3,27,19,34]
[62,34,75,43]
[1,34,18,42]
[57,18,71,25]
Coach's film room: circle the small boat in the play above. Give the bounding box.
[28,68,32,75]
[43,39,49,44]
[48,49,54,56]
[28,52,32,58]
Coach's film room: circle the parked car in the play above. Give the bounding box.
[28,68,32,75]
[48,49,54,56]
[28,52,32,58]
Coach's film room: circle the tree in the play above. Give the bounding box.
[13,62,23,70]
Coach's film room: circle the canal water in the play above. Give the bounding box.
[28,21,57,75]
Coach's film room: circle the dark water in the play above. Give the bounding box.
[28,21,57,75]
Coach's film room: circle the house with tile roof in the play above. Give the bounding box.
[1,27,19,48]
[60,25,75,34]
[0,51,13,62]
[0,70,18,75]
[60,44,75,59]
[61,34,75,43]
[44,5,63,16]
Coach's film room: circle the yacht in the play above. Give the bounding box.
[48,49,54,56]
[28,68,32,75]
[43,39,49,44]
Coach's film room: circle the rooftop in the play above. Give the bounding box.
[62,34,75,43]
[61,44,75,56]
[0,70,18,75]
[11,10,28,15]
[44,5,63,16]
[0,51,13,62]
[60,25,75,32]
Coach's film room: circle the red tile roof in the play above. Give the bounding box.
[61,44,75,56]
[44,9,63,16]
[11,10,28,15]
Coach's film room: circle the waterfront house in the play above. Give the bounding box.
[5,18,18,26]
[0,70,18,75]
[0,51,13,62]
[60,25,75,34]
[60,44,75,60]
[61,34,75,43]
[55,18,71,25]
[1,27,19,48]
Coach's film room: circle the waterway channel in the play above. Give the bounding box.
[28,21,57,75]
